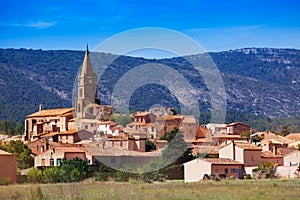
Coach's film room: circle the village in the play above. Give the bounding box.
[1,47,300,184]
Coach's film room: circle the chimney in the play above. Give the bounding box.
[39,104,44,111]
[232,141,236,160]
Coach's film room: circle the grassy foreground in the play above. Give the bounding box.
[0,179,300,200]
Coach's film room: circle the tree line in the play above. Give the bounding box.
[0,120,24,135]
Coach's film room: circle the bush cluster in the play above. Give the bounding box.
[27,157,91,184]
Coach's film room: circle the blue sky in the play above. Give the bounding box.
[0,0,300,55]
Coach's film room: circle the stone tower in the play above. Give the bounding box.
[76,45,100,118]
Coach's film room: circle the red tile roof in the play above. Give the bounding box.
[202,158,243,165]
[27,108,73,118]
[196,126,208,138]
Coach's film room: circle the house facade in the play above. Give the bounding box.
[183,158,244,182]
[219,142,262,166]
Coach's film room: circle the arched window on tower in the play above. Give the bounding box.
[79,88,83,98]
[77,103,81,112]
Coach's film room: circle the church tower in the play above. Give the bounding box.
[76,45,100,119]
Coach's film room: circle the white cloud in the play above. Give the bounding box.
[12,21,55,29]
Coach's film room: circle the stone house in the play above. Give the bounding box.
[34,146,88,167]
[226,122,251,135]
[25,107,74,141]
[219,142,262,167]
[183,158,244,182]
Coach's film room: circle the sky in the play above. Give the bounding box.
[0,0,300,57]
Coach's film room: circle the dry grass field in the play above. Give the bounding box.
[0,179,300,200]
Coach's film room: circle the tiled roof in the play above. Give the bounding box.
[196,126,208,138]
[142,123,156,127]
[98,121,116,125]
[213,134,247,139]
[227,122,250,127]
[234,142,261,150]
[261,151,283,158]
[263,132,294,144]
[59,129,78,135]
[285,133,300,141]
[156,115,183,121]
[54,146,86,153]
[202,158,243,165]
[27,108,73,118]
[134,112,151,117]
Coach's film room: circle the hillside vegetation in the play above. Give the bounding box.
[0,48,300,131]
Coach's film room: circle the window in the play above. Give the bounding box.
[225,168,228,174]
[66,135,68,140]
[111,157,116,163]
[55,120,57,123]
[77,103,81,112]
[41,159,45,166]
[91,123,94,127]
[50,158,54,166]
[164,127,167,131]
[79,88,83,97]
[57,158,61,166]
[151,127,155,132]
[230,168,237,173]
[60,135,62,140]
[85,125,88,129]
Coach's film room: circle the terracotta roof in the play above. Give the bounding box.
[227,122,250,127]
[98,121,115,125]
[263,132,293,144]
[142,123,156,127]
[234,142,261,150]
[202,158,243,165]
[31,149,42,155]
[59,129,78,135]
[261,151,282,158]
[196,126,208,138]
[156,115,183,121]
[54,146,86,153]
[134,112,151,117]
[285,133,300,142]
[41,132,59,137]
[27,108,73,118]
[0,149,12,155]
[213,134,247,139]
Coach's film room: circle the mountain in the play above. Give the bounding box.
[0,47,300,124]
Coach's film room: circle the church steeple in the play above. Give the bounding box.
[75,45,99,119]
[80,44,96,78]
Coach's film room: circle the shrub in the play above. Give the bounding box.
[245,174,252,179]
[42,167,61,183]
[94,171,109,181]
[0,177,12,186]
[27,168,42,183]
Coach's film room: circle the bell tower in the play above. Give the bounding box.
[76,45,100,118]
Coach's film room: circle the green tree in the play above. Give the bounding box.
[59,157,90,182]
[27,168,43,183]
[14,125,24,135]
[42,167,61,183]
[160,127,179,142]
[145,140,156,152]
[0,120,15,135]
[0,140,34,169]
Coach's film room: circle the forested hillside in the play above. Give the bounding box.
[0,48,300,131]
